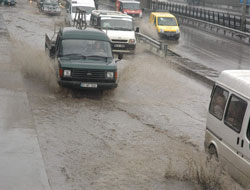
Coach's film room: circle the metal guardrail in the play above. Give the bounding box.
[151,1,250,32]
[176,14,250,44]
[135,32,168,56]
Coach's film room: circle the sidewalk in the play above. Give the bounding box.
[0,14,50,190]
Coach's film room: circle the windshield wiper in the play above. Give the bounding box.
[63,53,86,59]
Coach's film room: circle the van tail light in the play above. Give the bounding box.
[115,71,118,80]
[59,68,63,78]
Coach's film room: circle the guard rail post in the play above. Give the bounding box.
[160,41,168,56]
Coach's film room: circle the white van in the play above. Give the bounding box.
[90,10,139,53]
[205,70,250,188]
[65,0,96,26]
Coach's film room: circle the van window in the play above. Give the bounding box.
[101,18,133,30]
[209,86,229,120]
[154,16,156,25]
[224,95,247,133]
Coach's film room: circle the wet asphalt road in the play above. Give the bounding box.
[167,26,250,73]
[0,0,247,189]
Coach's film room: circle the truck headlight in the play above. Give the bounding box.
[176,28,180,33]
[63,70,71,77]
[128,39,136,44]
[106,72,114,78]
[160,29,164,33]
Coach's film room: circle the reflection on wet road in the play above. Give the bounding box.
[167,26,250,72]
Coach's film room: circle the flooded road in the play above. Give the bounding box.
[0,0,246,189]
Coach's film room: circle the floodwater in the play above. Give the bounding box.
[0,0,246,189]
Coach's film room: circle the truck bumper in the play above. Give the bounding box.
[112,44,136,54]
[44,10,61,15]
[161,33,180,39]
[58,80,118,90]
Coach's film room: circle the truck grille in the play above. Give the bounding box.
[164,31,176,34]
[72,69,105,80]
[111,39,128,43]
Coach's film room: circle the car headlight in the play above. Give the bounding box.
[128,39,136,44]
[160,29,164,33]
[106,72,114,78]
[63,70,71,77]
[176,28,180,33]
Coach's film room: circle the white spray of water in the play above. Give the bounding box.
[11,40,60,92]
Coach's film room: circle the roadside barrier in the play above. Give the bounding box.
[135,32,168,57]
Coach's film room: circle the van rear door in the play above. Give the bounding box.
[238,103,250,184]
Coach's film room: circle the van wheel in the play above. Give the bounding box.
[208,144,218,159]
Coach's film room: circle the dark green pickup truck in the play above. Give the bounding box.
[45,27,122,90]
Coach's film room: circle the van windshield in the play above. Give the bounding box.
[72,6,95,14]
[44,0,58,6]
[101,19,133,31]
[158,17,177,26]
[60,39,112,59]
[122,2,140,10]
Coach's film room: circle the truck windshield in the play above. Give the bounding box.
[122,3,140,10]
[101,19,133,30]
[158,17,177,26]
[60,39,112,58]
[72,6,95,14]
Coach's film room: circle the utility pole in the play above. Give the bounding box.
[241,0,247,31]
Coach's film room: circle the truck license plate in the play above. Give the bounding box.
[114,44,125,48]
[80,83,97,88]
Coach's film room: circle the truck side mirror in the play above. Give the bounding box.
[135,27,139,33]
